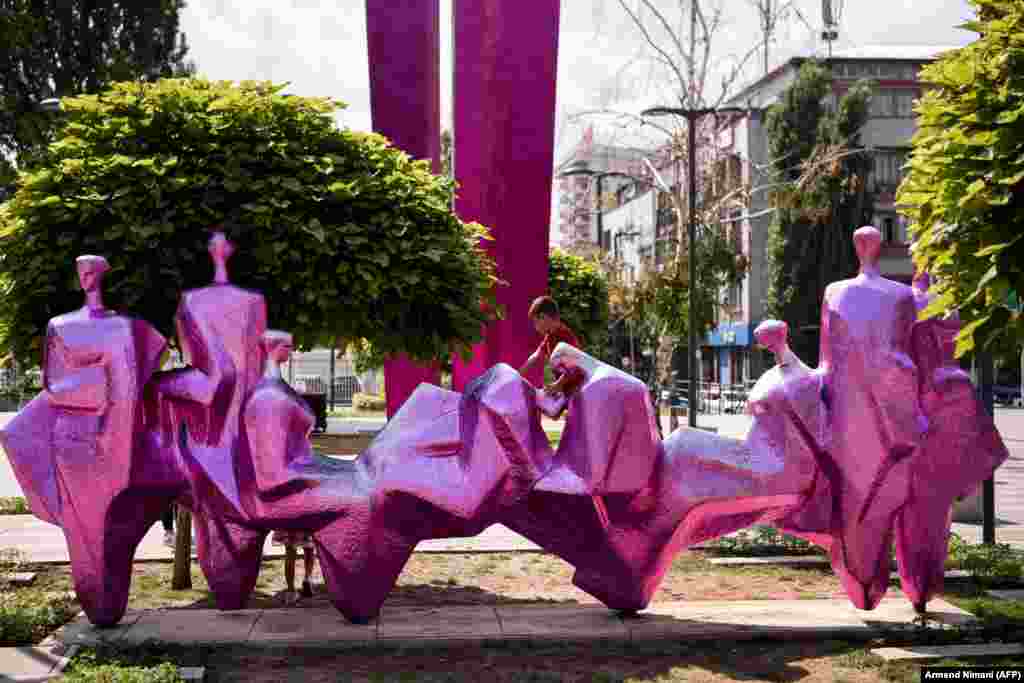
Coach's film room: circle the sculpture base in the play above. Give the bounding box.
[52,598,975,650]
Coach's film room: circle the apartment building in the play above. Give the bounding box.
[555,45,958,385]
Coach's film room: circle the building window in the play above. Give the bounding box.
[883,217,896,243]
[869,89,918,118]
[871,149,908,193]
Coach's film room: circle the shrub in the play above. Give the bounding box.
[352,392,386,412]
[0,498,29,515]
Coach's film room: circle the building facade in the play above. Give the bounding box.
[554,45,958,387]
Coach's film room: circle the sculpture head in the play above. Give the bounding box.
[754,320,789,358]
[853,226,882,269]
[208,231,235,283]
[262,330,294,366]
[75,255,110,293]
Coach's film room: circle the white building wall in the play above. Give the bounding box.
[602,189,657,278]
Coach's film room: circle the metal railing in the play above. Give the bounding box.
[665,380,756,415]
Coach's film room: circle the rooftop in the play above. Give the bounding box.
[723,44,965,108]
[828,44,965,60]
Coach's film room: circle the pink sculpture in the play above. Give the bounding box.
[2,227,1008,627]
[149,232,270,609]
[0,256,168,626]
[893,269,1008,612]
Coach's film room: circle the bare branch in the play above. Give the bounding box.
[614,0,691,100]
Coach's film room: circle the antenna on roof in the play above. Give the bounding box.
[822,0,839,58]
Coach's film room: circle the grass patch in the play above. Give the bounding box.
[0,548,78,645]
[64,646,186,683]
[0,496,29,515]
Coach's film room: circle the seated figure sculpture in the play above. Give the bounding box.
[2,231,1009,627]
[0,256,168,626]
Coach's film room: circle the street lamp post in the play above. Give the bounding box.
[641,106,744,430]
[613,229,641,372]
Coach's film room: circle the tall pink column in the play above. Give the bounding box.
[451,0,561,390]
[366,0,442,418]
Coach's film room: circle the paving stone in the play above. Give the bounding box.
[987,589,1024,600]
[707,556,830,566]
[377,605,500,645]
[0,641,75,682]
[625,598,975,642]
[179,666,205,681]
[871,643,1024,661]
[118,609,262,646]
[51,612,142,647]
[247,608,375,646]
[495,605,628,643]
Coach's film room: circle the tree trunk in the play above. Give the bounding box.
[171,507,192,590]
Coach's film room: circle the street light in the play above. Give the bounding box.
[558,159,633,251]
[640,105,746,430]
[613,230,641,374]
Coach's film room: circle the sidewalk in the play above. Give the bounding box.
[50,597,974,651]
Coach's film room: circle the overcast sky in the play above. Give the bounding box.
[180,0,977,243]
[181,0,977,157]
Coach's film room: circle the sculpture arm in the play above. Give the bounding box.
[151,367,217,406]
[42,325,108,412]
[46,365,108,412]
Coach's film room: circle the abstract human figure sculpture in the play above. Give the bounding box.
[150,231,270,607]
[745,320,835,549]
[893,269,1009,613]
[814,225,927,610]
[4,235,1009,627]
[0,256,167,626]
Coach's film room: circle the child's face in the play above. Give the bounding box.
[533,315,556,336]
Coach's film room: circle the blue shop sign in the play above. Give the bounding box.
[705,323,751,347]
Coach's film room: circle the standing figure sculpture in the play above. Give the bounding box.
[893,269,1009,613]
[0,256,167,626]
[149,231,269,608]
[816,226,926,610]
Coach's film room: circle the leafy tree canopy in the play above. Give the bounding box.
[765,60,875,362]
[897,0,1024,356]
[0,78,500,364]
[548,248,610,351]
[0,0,193,189]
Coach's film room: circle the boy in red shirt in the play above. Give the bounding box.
[519,296,585,398]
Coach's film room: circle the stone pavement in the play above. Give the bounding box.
[50,597,974,651]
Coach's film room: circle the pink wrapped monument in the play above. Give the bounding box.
[0,227,1007,627]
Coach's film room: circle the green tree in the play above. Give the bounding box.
[0,78,500,365]
[765,60,875,363]
[898,0,1024,356]
[548,248,610,354]
[0,0,193,190]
